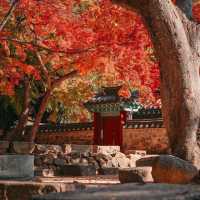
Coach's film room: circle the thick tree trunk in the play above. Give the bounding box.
[7,77,30,141]
[29,90,51,142]
[116,0,200,166]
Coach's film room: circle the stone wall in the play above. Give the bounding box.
[36,130,93,145]
[123,128,169,154]
[36,128,169,154]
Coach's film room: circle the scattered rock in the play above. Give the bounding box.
[95,146,120,155]
[35,168,55,177]
[114,152,126,158]
[35,144,174,178]
[113,152,129,168]
[152,155,198,184]
[34,144,47,154]
[48,145,63,154]
[43,156,54,165]
[34,156,43,166]
[117,157,130,168]
[70,152,81,159]
[126,150,146,156]
[54,158,66,166]
[80,158,88,165]
[71,158,81,164]
[119,167,153,183]
[111,157,119,168]
[89,160,100,169]
[128,154,141,167]
[62,144,72,154]
[98,158,107,168]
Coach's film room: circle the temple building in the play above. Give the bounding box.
[84,86,144,147]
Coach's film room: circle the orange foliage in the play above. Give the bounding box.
[0,0,199,101]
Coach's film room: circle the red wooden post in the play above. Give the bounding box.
[93,112,101,145]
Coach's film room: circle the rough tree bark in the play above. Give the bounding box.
[7,77,30,141]
[29,70,77,142]
[115,0,200,167]
[29,90,51,142]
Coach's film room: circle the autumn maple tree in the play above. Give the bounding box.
[1,0,200,154]
[0,0,161,142]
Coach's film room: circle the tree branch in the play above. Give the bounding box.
[0,0,19,32]
[0,37,138,55]
[36,51,51,89]
[52,70,78,89]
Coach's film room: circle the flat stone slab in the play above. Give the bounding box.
[33,183,200,200]
[36,175,119,185]
[0,154,34,179]
[63,145,120,154]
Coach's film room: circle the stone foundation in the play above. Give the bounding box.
[123,128,169,153]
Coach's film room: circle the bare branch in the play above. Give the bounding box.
[0,0,19,32]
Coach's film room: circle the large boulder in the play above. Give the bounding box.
[152,155,198,184]
[119,167,153,183]
[136,155,159,167]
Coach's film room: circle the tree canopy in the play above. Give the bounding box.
[0,0,200,141]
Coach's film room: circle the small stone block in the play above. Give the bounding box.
[98,167,119,175]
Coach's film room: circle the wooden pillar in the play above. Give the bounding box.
[93,112,101,145]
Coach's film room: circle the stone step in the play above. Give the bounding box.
[32,183,200,200]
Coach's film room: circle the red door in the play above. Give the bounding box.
[102,115,122,146]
